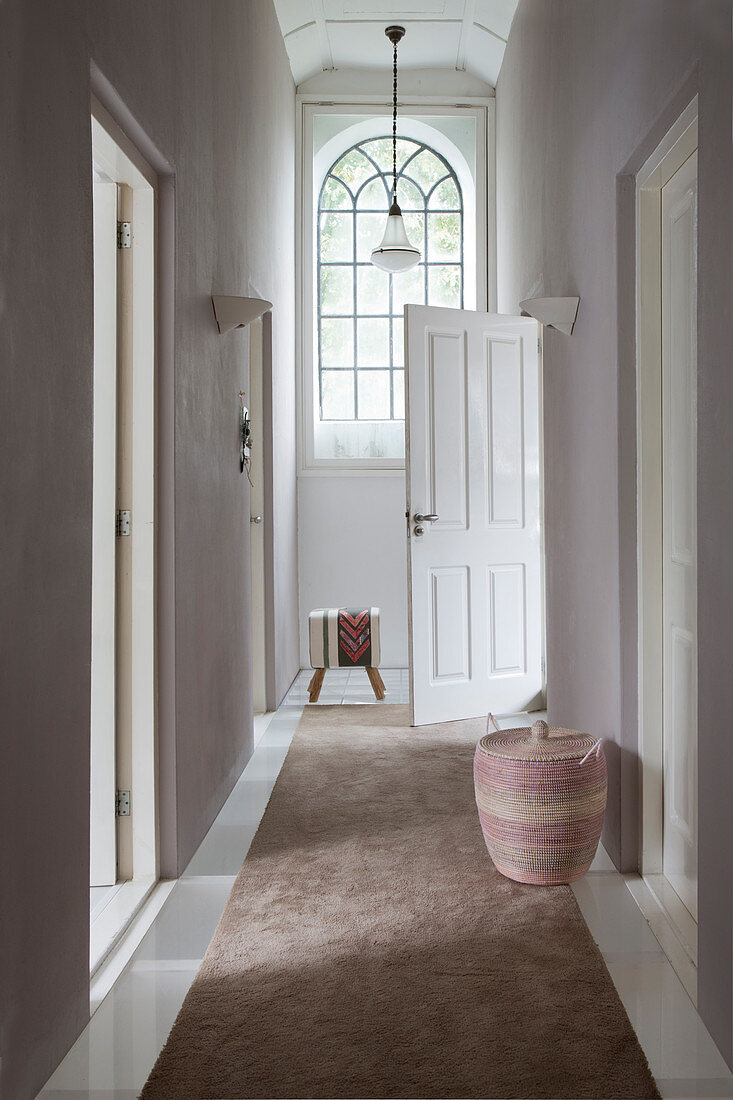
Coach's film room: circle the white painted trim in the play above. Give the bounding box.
[624,873,697,1006]
[487,97,497,313]
[297,99,492,475]
[89,879,175,1011]
[91,103,159,888]
[89,876,158,977]
[297,93,493,106]
[636,98,698,880]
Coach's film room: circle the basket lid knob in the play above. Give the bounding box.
[531,719,550,741]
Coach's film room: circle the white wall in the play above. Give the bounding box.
[0,2,297,1097]
[298,475,408,667]
[496,0,732,1066]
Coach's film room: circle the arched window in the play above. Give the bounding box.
[318,137,464,422]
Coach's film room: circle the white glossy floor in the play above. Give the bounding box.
[40,676,733,1099]
[282,665,410,705]
[89,885,122,924]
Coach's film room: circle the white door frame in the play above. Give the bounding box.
[249,317,268,718]
[636,98,698,885]
[90,163,119,887]
[91,99,158,892]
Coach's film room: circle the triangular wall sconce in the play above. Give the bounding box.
[212,295,273,334]
[518,296,580,336]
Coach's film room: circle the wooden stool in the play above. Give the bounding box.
[307,607,385,702]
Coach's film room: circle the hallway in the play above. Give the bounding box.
[3,0,732,1096]
[40,689,733,1099]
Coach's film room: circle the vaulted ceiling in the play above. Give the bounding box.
[273,0,518,89]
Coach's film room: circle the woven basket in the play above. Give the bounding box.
[473,717,607,885]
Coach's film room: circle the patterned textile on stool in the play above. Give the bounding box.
[309,607,381,669]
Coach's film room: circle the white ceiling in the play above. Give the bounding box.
[273,0,519,89]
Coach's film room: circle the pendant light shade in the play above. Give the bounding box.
[371,200,421,272]
[370,26,421,274]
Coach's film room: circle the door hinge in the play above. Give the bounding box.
[115,790,131,817]
[116,509,131,537]
[537,337,542,354]
[117,220,131,249]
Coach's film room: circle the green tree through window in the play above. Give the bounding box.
[318,137,463,421]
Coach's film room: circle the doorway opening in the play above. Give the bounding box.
[637,98,698,974]
[90,99,158,973]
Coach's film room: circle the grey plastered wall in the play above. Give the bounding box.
[0,2,297,1098]
[496,0,732,1063]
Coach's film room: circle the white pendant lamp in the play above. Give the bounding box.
[370,26,421,274]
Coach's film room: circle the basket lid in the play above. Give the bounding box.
[478,718,601,762]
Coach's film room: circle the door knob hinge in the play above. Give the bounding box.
[116,509,131,537]
[115,790,131,816]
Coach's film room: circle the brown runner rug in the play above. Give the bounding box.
[141,705,660,1099]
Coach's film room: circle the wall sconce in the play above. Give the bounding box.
[519,296,580,336]
[212,295,272,334]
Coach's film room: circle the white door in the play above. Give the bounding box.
[90,168,118,886]
[661,151,698,919]
[405,305,544,726]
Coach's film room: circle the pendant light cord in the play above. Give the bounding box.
[392,38,398,202]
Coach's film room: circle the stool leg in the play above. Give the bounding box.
[308,668,326,702]
[366,667,385,700]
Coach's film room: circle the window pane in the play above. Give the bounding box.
[357,265,389,315]
[321,370,355,420]
[403,148,446,192]
[393,370,405,419]
[428,177,460,209]
[321,265,352,315]
[357,370,391,419]
[321,176,352,210]
[321,318,353,367]
[320,212,352,262]
[357,318,390,367]
[428,265,462,308]
[428,213,461,261]
[357,177,390,210]
[356,212,387,261]
[361,137,419,173]
[392,317,404,367]
[393,264,425,313]
[403,211,424,253]
[395,177,424,210]
[332,148,374,191]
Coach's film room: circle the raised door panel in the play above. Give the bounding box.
[486,334,524,528]
[667,189,696,567]
[425,330,467,530]
[429,567,470,683]
[488,564,526,676]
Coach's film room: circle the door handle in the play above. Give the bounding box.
[414,513,438,523]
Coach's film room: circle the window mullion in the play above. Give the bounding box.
[352,198,358,420]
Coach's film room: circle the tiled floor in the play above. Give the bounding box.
[39,676,733,1099]
[282,665,409,705]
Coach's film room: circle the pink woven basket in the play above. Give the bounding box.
[473,717,607,885]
